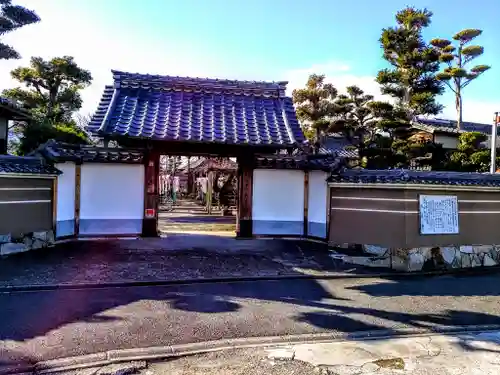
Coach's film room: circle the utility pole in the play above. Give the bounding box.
[490,112,499,173]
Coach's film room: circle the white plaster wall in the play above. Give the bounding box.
[434,134,459,149]
[252,169,304,221]
[481,135,500,149]
[55,162,75,221]
[80,164,145,220]
[308,171,328,224]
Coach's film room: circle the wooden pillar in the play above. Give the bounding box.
[236,154,254,238]
[187,157,193,194]
[74,164,81,237]
[142,150,160,237]
[206,170,214,214]
[326,184,332,243]
[303,170,309,237]
[52,177,58,236]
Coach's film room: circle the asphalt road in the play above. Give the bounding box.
[1,274,500,366]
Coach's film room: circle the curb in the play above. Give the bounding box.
[0,273,375,293]
[2,262,500,293]
[2,325,500,375]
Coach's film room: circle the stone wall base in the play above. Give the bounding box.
[332,244,500,272]
[0,230,55,256]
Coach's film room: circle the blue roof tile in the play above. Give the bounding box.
[0,96,32,120]
[0,155,60,175]
[87,71,305,147]
[415,117,499,136]
[32,140,144,164]
[319,134,358,158]
[329,168,500,187]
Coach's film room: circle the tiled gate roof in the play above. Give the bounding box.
[87,71,305,147]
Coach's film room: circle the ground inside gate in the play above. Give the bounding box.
[158,198,236,236]
[0,236,368,288]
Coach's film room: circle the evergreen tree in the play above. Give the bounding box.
[431,29,491,129]
[329,85,386,166]
[377,7,444,118]
[445,132,496,172]
[0,0,40,60]
[292,74,337,149]
[2,56,92,154]
[371,7,446,169]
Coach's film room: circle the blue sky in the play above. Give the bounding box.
[0,0,498,123]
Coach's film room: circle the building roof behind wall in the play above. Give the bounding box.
[0,155,60,175]
[0,97,32,121]
[87,71,305,148]
[318,134,359,158]
[191,158,238,173]
[255,154,342,172]
[329,168,500,187]
[32,140,144,164]
[415,117,499,136]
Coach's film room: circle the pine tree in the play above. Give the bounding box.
[0,0,40,60]
[373,7,446,169]
[431,29,491,129]
[292,74,337,150]
[377,7,444,119]
[2,56,92,154]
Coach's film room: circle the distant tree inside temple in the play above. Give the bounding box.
[292,74,337,149]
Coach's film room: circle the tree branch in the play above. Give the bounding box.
[443,80,456,93]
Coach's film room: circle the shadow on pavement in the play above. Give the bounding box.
[296,312,399,334]
[0,236,365,288]
[2,240,500,362]
[2,275,500,343]
[347,275,500,297]
[455,331,500,354]
[0,278,337,341]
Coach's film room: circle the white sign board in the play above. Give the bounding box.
[419,195,459,235]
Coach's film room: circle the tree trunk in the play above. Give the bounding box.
[456,46,463,130]
[456,88,462,130]
[315,128,321,154]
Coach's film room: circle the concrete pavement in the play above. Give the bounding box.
[2,273,500,370]
[278,330,500,374]
[56,331,500,375]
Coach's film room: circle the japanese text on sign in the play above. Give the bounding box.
[419,195,459,235]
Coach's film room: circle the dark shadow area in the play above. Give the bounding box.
[348,274,500,297]
[2,245,500,364]
[0,237,373,289]
[3,275,500,344]
[454,332,500,354]
[170,294,240,313]
[295,305,500,331]
[0,278,339,341]
[296,312,399,334]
